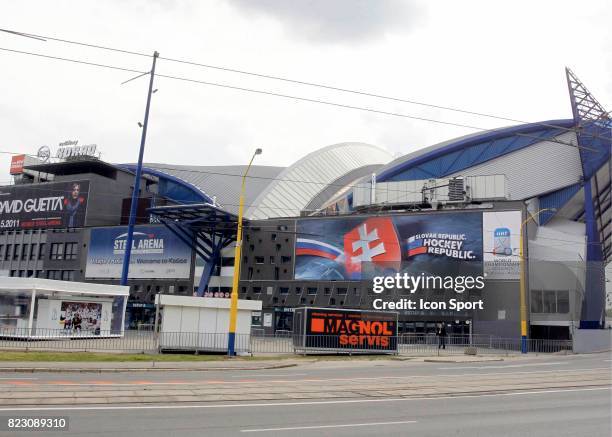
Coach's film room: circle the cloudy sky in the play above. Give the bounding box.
[0,0,610,179]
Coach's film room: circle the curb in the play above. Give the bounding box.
[0,363,299,373]
[422,357,505,363]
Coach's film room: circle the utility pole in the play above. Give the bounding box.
[120,51,159,286]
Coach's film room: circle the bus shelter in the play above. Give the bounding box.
[0,277,128,339]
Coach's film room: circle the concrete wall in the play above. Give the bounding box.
[572,328,612,353]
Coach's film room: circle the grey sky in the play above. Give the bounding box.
[228,0,423,43]
[0,0,610,183]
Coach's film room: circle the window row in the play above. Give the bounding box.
[530,289,570,314]
[0,242,79,262]
[0,243,46,261]
[50,242,79,260]
[9,269,75,281]
[240,286,358,295]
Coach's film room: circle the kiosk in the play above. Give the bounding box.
[155,294,262,353]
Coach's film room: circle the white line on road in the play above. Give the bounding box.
[438,362,566,370]
[0,377,38,380]
[240,420,417,433]
[0,386,608,412]
[230,373,308,378]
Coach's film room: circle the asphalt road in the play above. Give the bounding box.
[0,353,609,436]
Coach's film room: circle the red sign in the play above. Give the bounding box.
[343,217,401,278]
[304,309,398,351]
[10,155,25,175]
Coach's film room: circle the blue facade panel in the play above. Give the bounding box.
[538,183,582,225]
[379,121,574,183]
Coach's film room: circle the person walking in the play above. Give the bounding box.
[437,323,447,350]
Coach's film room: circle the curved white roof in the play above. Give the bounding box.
[245,142,392,219]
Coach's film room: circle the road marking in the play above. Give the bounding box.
[0,386,608,412]
[0,377,37,380]
[240,420,417,433]
[230,373,308,378]
[438,362,566,370]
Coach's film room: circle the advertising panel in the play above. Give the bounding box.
[483,210,522,279]
[85,225,192,279]
[295,213,483,280]
[10,154,25,175]
[302,308,397,352]
[0,180,89,230]
[59,301,102,334]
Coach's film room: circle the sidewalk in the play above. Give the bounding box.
[0,359,308,373]
[0,354,524,372]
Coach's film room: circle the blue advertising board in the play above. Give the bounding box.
[295,213,483,280]
[85,225,192,279]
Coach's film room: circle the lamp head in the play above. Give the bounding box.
[255,148,262,155]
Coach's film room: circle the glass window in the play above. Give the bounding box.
[255,256,264,264]
[29,244,37,260]
[307,287,317,295]
[21,244,28,260]
[0,244,4,260]
[38,243,46,260]
[531,290,543,313]
[557,290,570,313]
[543,290,556,313]
[12,244,20,260]
[4,244,11,260]
[281,256,292,263]
[50,243,64,260]
[279,287,289,295]
[251,311,262,326]
[64,243,78,260]
[61,270,75,281]
[337,287,347,295]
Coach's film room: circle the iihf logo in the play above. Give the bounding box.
[493,227,512,256]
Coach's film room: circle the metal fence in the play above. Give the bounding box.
[0,328,573,355]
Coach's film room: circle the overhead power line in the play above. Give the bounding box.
[0,46,602,153]
[1,27,609,141]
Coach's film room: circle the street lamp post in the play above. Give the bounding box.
[519,207,556,354]
[228,148,262,356]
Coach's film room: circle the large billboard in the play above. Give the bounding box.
[0,180,89,230]
[85,225,192,279]
[295,213,483,280]
[483,211,522,280]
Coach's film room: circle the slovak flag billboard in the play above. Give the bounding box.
[295,212,483,280]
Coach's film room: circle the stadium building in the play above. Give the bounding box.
[0,69,609,340]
